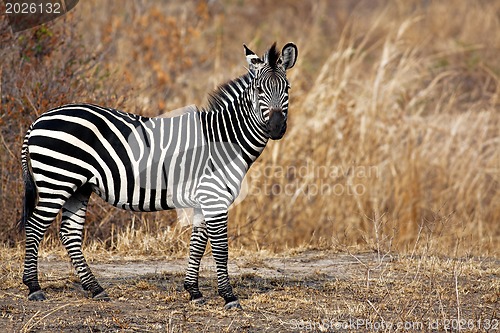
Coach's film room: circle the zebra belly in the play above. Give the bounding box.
[89,176,201,212]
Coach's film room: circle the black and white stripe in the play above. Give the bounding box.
[20,42,298,309]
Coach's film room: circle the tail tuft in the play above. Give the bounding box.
[19,172,36,232]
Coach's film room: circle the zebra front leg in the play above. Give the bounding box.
[204,210,242,310]
[60,191,108,300]
[184,209,208,304]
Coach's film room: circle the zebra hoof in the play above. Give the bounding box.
[28,290,47,301]
[224,300,243,310]
[92,290,110,301]
[190,297,206,306]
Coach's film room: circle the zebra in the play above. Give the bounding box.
[19,42,298,310]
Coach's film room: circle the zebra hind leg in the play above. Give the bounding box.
[23,198,66,301]
[60,186,109,301]
[184,209,208,305]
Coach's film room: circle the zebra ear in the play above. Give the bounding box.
[244,44,264,71]
[281,42,298,70]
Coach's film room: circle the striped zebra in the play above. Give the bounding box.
[19,42,298,309]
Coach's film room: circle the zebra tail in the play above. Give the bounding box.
[19,127,36,233]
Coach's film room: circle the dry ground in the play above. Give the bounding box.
[0,250,498,332]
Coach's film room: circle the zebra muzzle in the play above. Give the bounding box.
[268,108,287,140]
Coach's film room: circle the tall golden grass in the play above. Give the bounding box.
[0,0,498,256]
[237,1,500,255]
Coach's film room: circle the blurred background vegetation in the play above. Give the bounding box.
[0,0,498,257]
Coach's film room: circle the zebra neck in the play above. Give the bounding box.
[199,74,269,167]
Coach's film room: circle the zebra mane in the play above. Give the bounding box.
[203,74,252,113]
[201,43,281,113]
[265,42,281,71]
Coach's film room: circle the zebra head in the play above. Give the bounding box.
[244,42,298,140]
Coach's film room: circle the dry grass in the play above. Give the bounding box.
[236,1,500,254]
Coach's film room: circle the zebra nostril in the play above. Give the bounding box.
[269,108,284,118]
